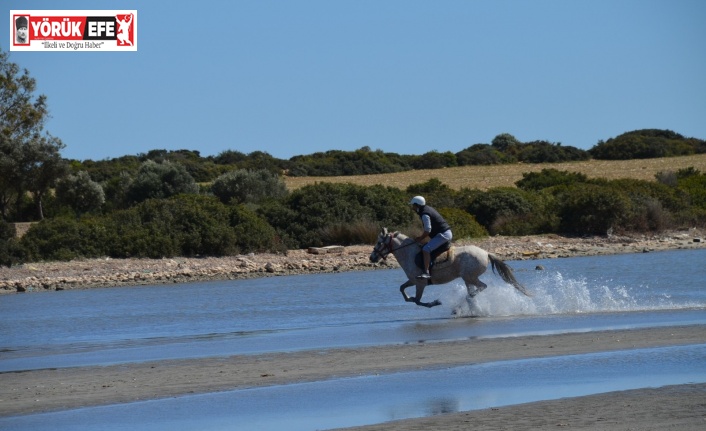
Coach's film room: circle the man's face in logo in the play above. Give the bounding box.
[16,23,28,41]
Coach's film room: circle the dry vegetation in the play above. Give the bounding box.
[285,153,706,191]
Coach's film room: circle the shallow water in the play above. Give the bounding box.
[1,249,705,372]
[1,249,705,429]
[2,344,705,430]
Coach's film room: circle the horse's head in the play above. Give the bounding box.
[370,227,393,263]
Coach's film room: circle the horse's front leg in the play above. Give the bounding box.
[399,280,415,303]
[400,281,441,308]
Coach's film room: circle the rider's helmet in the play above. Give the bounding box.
[409,196,426,206]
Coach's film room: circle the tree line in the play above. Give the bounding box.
[2,166,705,266]
[2,49,706,265]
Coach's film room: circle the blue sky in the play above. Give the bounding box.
[3,0,705,162]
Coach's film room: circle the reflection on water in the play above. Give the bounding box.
[2,344,705,431]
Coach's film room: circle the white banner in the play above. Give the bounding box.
[10,10,137,52]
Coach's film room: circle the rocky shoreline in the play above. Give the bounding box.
[1,229,703,294]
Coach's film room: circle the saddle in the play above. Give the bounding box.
[414,242,455,273]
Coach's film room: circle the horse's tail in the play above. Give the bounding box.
[489,253,532,297]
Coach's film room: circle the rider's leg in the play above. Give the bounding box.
[417,231,452,279]
[422,251,431,274]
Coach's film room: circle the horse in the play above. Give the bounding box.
[369,228,530,308]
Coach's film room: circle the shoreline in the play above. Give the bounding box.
[1,325,704,417]
[340,383,706,431]
[1,229,704,293]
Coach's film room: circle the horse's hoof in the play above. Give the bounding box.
[430,299,442,307]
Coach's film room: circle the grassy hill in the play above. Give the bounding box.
[285,153,706,191]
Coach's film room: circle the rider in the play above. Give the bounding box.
[409,196,452,279]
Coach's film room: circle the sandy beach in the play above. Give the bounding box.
[1,230,705,428]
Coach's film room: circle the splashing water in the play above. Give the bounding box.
[444,269,703,318]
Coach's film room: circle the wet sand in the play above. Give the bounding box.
[340,383,706,431]
[1,325,704,423]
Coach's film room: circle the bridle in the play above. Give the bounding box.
[371,232,419,261]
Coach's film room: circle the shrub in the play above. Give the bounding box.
[633,198,671,231]
[406,178,458,209]
[602,178,688,213]
[456,144,513,166]
[106,204,179,258]
[19,217,110,261]
[437,207,487,239]
[677,169,706,210]
[410,151,458,169]
[466,187,535,231]
[0,221,19,266]
[318,219,380,245]
[55,171,106,216]
[230,204,282,253]
[211,168,287,204]
[555,184,632,235]
[261,183,413,248]
[655,171,678,187]
[589,129,704,160]
[516,169,588,191]
[107,195,239,258]
[516,141,590,163]
[126,160,199,204]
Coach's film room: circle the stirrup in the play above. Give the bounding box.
[416,272,431,279]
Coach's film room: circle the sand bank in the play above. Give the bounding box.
[1,325,704,418]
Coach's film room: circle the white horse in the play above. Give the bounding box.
[370,228,530,308]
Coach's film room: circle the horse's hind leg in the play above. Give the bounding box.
[465,278,487,298]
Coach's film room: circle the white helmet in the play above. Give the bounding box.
[409,196,426,206]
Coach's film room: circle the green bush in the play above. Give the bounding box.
[515,141,590,163]
[410,151,458,169]
[318,219,380,245]
[107,195,238,258]
[211,168,287,204]
[555,184,632,235]
[55,171,106,216]
[260,183,413,248]
[406,178,459,209]
[230,204,282,253]
[127,160,199,204]
[456,144,514,166]
[287,147,411,176]
[0,221,20,266]
[106,205,179,258]
[466,187,535,231]
[677,170,706,210]
[589,129,704,160]
[18,195,265,260]
[19,217,110,261]
[516,169,588,191]
[602,178,689,213]
[438,207,487,239]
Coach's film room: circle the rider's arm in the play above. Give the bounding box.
[415,215,432,242]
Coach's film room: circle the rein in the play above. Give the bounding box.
[377,233,419,259]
